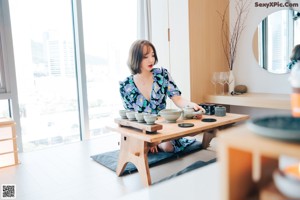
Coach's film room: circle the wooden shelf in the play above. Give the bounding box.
[218,124,300,200]
[0,117,19,168]
[204,93,290,110]
[0,117,15,126]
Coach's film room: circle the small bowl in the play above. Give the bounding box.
[143,114,157,125]
[135,112,145,123]
[119,110,128,119]
[126,111,136,121]
[273,169,300,199]
[159,109,182,123]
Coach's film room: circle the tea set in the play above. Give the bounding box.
[119,110,157,125]
[118,105,221,124]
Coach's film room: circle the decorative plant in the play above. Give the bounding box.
[218,0,251,71]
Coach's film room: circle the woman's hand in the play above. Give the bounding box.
[171,96,206,113]
[190,102,206,113]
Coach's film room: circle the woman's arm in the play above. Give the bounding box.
[171,95,206,112]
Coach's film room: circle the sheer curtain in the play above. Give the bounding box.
[138,0,151,40]
[0,34,6,93]
[0,2,8,94]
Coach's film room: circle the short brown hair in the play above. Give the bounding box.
[290,44,300,61]
[127,40,158,74]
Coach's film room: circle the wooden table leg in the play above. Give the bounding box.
[116,135,151,186]
[202,129,217,149]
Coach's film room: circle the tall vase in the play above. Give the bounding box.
[228,70,235,94]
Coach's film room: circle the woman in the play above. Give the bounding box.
[287,44,300,70]
[119,40,205,153]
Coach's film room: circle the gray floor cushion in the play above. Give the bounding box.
[91,141,202,175]
[154,158,217,184]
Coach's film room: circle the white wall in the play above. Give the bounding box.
[168,0,190,100]
[150,0,169,70]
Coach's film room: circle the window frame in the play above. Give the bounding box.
[1,0,23,151]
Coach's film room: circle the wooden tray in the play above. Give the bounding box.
[114,118,162,133]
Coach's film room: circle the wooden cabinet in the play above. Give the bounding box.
[189,0,229,103]
[0,118,19,168]
[218,124,300,200]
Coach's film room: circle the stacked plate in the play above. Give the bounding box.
[247,115,300,141]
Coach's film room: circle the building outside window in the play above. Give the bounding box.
[8,0,139,151]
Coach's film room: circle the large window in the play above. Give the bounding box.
[9,0,80,151]
[0,99,10,117]
[82,0,137,137]
[9,0,139,151]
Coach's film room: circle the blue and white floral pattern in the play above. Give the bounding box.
[119,67,181,114]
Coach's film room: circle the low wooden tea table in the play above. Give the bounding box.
[108,113,249,186]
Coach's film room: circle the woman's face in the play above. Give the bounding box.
[140,45,155,73]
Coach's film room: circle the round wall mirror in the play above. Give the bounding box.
[252,9,300,74]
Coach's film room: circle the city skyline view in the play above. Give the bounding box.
[9,0,138,151]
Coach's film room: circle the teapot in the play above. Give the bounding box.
[182,106,204,119]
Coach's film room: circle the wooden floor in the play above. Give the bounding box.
[0,132,217,200]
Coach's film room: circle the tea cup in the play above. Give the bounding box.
[143,114,157,125]
[119,110,128,119]
[126,111,136,121]
[135,112,145,123]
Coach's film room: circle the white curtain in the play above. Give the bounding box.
[0,0,7,94]
[0,35,6,93]
[138,0,152,41]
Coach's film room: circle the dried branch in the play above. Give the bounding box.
[217,0,251,70]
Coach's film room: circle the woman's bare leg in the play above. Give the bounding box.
[158,141,174,152]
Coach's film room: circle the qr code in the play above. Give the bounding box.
[1,184,16,199]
